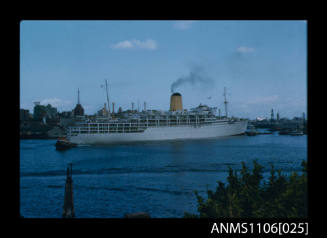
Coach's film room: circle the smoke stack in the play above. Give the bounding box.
[170,92,183,111]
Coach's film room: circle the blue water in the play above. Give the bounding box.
[20,133,307,218]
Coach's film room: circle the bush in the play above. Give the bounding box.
[184,160,307,218]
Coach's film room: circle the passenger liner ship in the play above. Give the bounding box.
[65,91,248,145]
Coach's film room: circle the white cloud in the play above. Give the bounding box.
[245,95,279,105]
[111,39,157,50]
[173,21,197,30]
[40,98,73,108]
[236,46,255,53]
[111,40,133,49]
[133,39,157,50]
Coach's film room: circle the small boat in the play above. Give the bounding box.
[268,127,279,132]
[289,130,304,136]
[278,128,292,135]
[55,138,77,150]
[258,131,273,135]
[246,131,258,136]
[279,128,304,136]
[245,125,258,136]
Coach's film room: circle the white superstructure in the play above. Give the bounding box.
[67,104,248,145]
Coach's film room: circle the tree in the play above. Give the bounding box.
[184,160,307,218]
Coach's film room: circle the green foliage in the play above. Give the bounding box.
[184,160,307,218]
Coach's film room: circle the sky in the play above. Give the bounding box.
[20,20,307,119]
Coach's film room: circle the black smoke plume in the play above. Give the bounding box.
[170,65,214,93]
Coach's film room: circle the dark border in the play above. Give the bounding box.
[14,17,313,236]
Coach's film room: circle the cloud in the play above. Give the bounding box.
[40,98,73,108]
[111,39,157,50]
[236,46,255,53]
[111,40,133,49]
[173,21,197,30]
[245,95,279,105]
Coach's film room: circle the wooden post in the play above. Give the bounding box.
[63,163,75,218]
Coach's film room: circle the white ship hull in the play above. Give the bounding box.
[68,120,248,145]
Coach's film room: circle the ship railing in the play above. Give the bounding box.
[68,122,148,134]
[67,119,230,135]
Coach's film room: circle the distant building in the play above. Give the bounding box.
[292,117,302,121]
[33,105,46,120]
[73,104,84,116]
[73,88,84,116]
[256,117,267,121]
[48,126,65,138]
[59,117,75,128]
[20,109,31,121]
[270,109,274,122]
[59,111,73,118]
[279,117,289,122]
[33,104,57,120]
[97,103,109,117]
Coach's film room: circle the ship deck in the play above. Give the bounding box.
[67,116,238,136]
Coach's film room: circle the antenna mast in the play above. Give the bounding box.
[105,79,110,116]
[224,87,228,118]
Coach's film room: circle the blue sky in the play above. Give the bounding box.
[20,20,307,119]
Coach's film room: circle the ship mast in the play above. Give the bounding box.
[223,87,228,118]
[77,88,80,104]
[104,79,110,117]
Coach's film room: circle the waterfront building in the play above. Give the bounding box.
[20,109,31,121]
[97,103,109,117]
[292,117,302,121]
[33,103,58,120]
[59,111,74,118]
[48,126,65,138]
[59,117,75,128]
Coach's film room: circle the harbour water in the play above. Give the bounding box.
[20,132,307,218]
